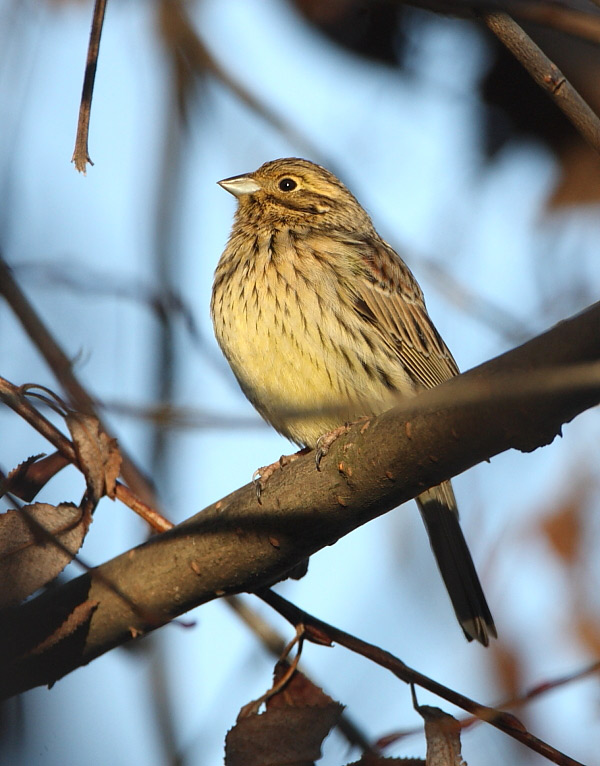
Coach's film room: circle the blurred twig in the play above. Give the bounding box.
[145,52,190,766]
[513,1,600,43]
[95,400,264,430]
[390,0,600,44]
[414,252,533,345]
[12,259,231,380]
[504,658,600,710]
[0,254,159,509]
[158,0,329,163]
[111,361,600,425]
[72,0,107,173]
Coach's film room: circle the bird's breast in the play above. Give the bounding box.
[211,229,409,446]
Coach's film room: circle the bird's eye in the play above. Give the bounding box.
[278,177,297,192]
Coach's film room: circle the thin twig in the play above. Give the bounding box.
[414,252,532,345]
[157,0,330,166]
[71,0,107,173]
[504,659,600,711]
[0,376,171,532]
[483,13,600,155]
[238,627,305,718]
[378,659,600,746]
[257,589,585,766]
[225,595,375,753]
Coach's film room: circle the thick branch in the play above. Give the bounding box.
[1,303,599,698]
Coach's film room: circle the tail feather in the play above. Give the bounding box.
[416,482,496,646]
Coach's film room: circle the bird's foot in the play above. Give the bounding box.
[253,447,310,503]
[315,416,371,470]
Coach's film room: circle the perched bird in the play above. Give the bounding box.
[211,157,496,646]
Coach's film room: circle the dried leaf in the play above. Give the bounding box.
[0,502,91,607]
[66,413,121,501]
[226,664,343,766]
[2,452,70,501]
[267,660,339,709]
[417,706,465,766]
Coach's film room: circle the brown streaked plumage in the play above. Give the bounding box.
[211,158,496,645]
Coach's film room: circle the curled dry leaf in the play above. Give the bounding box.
[417,705,465,766]
[0,502,92,607]
[66,412,121,501]
[225,663,343,766]
[2,452,71,502]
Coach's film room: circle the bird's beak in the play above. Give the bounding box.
[218,174,262,198]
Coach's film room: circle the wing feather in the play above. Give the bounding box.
[352,236,459,389]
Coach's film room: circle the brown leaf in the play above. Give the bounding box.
[0,502,91,607]
[66,413,121,501]
[226,664,343,766]
[267,660,339,709]
[2,452,71,501]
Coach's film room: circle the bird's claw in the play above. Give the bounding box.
[251,449,309,503]
[252,469,264,503]
[315,425,351,470]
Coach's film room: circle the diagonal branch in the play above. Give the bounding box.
[483,12,600,154]
[257,589,585,766]
[0,254,159,509]
[1,302,599,700]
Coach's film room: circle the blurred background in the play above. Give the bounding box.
[1,0,600,763]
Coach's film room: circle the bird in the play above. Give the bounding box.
[211,157,496,646]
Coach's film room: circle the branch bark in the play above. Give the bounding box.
[1,302,599,699]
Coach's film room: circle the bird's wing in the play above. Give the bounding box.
[351,236,459,389]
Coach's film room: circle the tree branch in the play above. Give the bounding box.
[482,12,600,155]
[257,589,586,766]
[0,254,160,510]
[1,302,599,699]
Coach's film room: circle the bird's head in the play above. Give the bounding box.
[218,158,373,231]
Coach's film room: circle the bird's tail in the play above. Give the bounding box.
[416,482,496,646]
